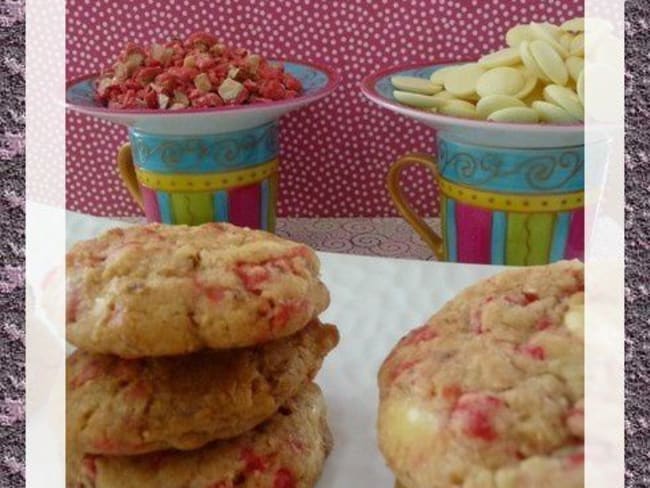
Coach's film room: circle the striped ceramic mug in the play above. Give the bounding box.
[387,135,584,265]
[117,122,279,231]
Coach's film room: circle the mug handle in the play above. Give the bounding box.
[116,143,144,210]
[386,152,445,260]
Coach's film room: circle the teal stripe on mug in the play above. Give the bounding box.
[437,139,584,194]
[446,199,458,262]
[156,192,173,224]
[549,211,571,262]
[490,211,507,265]
[213,191,229,222]
[260,179,270,231]
[129,122,279,174]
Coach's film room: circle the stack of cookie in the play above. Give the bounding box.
[378,260,584,488]
[66,223,338,488]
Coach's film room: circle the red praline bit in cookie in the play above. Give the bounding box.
[240,447,269,474]
[452,394,503,442]
[470,296,495,334]
[270,299,309,331]
[273,468,297,488]
[69,359,104,390]
[565,451,584,468]
[389,359,420,383]
[193,276,226,303]
[518,344,546,360]
[235,264,271,292]
[535,315,553,330]
[402,325,438,346]
[207,482,230,488]
[66,286,80,323]
[81,455,97,480]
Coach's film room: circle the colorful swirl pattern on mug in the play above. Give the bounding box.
[124,122,280,230]
[438,136,584,265]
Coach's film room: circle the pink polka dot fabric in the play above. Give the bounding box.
[66,0,583,218]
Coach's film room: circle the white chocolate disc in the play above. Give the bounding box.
[577,70,584,105]
[443,64,485,99]
[560,32,575,51]
[488,106,540,123]
[519,41,550,82]
[529,22,569,58]
[430,66,459,85]
[478,47,521,69]
[538,22,564,39]
[476,95,525,119]
[530,40,569,86]
[532,101,580,124]
[476,67,525,98]
[561,17,585,32]
[439,99,478,119]
[506,24,535,47]
[570,33,585,57]
[391,75,443,95]
[565,56,584,82]
[515,67,537,99]
[543,84,584,121]
[393,90,446,109]
[431,90,457,101]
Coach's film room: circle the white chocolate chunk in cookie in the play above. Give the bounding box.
[382,398,441,447]
[564,294,585,338]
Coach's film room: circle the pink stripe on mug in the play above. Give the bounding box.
[228,184,262,229]
[565,209,584,260]
[455,203,493,264]
[140,185,161,223]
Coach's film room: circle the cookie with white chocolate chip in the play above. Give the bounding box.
[378,260,584,488]
[66,223,330,357]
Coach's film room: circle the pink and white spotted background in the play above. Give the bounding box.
[66,0,583,218]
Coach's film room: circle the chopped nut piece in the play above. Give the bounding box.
[246,54,262,72]
[183,55,197,69]
[96,78,114,96]
[218,78,244,102]
[194,73,212,93]
[113,63,129,82]
[173,90,190,106]
[210,43,226,56]
[125,52,144,71]
[157,93,170,109]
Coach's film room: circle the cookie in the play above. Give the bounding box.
[378,260,584,488]
[68,320,339,455]
[68,383,332,488]
[66,223,330,357]
[393,447,584,488]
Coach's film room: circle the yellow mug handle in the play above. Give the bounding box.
[387,152,445,260]
[116,143,144,210]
